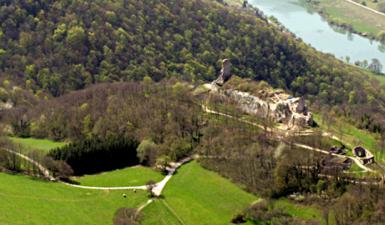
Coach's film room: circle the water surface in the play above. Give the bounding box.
[249,0,385,71]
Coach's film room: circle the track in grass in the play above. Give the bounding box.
[0,173,148,225]
[142,161,258,225]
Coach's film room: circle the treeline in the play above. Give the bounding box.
[0,136,72,179]
[48,136,138,175]
[0,0,385,133]
[5,80,202,168]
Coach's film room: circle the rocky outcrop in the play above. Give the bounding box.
[213,59,232,86]
[207,62,313,129]
[222,88,313,129]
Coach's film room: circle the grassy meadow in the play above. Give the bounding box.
[142,161,258,225]
[0,172,148,225]
[9,137,67,153]
[73,166,164,187]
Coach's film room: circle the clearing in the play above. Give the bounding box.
[9,137,67,153]
[73,166,164,187]
[141,161,258,225]
[0,172,147,225]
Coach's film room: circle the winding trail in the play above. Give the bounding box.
[202,105,373,173]
[345,0,385,17]
[0,147,193,195]
[1,148,55,181]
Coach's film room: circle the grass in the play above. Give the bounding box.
[0,172,148,225]
[140,200,184,225]
[9,137,67,153]
[73,166,164,187]
[313,113,385,163]
[274,199,324,222]
[352,0,385,12]
[309,0,385,37]
[141,161,259,225]
[141,161,326,224]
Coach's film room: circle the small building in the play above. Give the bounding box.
[322,156,352,171]
[353,146,375,165]
[329,146,346,155]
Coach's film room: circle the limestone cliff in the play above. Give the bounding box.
[208,61,313,129]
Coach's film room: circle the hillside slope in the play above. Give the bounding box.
[0,0,384,131]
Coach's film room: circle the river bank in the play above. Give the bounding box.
[236,0,385,74]
[302,0,385,43]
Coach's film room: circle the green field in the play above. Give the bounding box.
[73,166,164,187]
[0,172,148,225]
[9,137,67,153]
[142,161,258,225]
[274,198,324,222]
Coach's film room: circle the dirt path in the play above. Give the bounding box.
[1,148,55,181]
[345,0,385,17]
[202,105,374,173]
[0,147,192,194]
[152,156,194,197]
[293,143,373,172]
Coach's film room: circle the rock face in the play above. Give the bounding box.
[222,89,313,129]
[208,62,313,129]
[213,59,232,86]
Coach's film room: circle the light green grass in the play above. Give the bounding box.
[73,166,164,187]
[142,161,258,225]
[140,200,184,225]
[9,137,67,153]
[0,172,148,225]
[274,199,323,221]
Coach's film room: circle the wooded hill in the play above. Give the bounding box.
[0,0,384,132]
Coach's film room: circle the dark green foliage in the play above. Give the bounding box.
[48,136,139,175]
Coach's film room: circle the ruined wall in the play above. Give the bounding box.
[209,59,313,130]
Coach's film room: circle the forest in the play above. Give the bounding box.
[0,0,384,134]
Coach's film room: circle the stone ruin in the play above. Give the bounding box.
[213,59,232,86]
[209,59,313,129]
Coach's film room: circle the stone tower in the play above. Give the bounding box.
[213,59,232,86]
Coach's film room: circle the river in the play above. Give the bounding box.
[248,0,385,72]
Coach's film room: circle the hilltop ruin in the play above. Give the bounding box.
[207,59,313,129]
